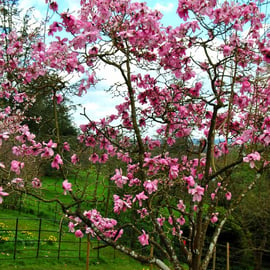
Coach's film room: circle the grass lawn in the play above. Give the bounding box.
[0,209,159,270]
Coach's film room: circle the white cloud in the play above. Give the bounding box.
[154,2,174,13]
[71,89,122,126]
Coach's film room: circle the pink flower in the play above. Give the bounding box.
[157,217,165,226]
[177,216,185,225]
[11,178,24,188]
[169,165,179,179]
[189,185,205,202]
[99,153,108,164]
[223,45,233,56]
[55,93,63,104]
[143,180,158,194]
[32,178,42,188]
[211,213,219,224]
[225,192,232,200]
[137,208,149,218]
[63,142,70,151]
[133,191,148,207]
[262,48,270,63]
[0,132,9,146]
[68,222,75,232]
[243,151,261,168]
[138,230,149,246]
[184,176,195,187]
[10,160,24,175]
[47,139,57,148]
[51,154,63,170]
[113,195,132,214]
[0,186,9,204]
[111,168,128,188]
[177,200,186,211]
[49,1,58,12]
[75,229,84,238]
[62,179,72,195]
[71,154,79,164]
[90,153,99,163]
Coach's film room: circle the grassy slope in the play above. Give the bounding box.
[0,174,159,270]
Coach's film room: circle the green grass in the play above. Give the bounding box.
[0,209,159,270]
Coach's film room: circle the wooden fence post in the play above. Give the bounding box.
[227,242,230,270]
[86,234,91,270]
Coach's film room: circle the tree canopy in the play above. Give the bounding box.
[0,0,270,269]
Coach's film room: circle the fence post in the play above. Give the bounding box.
[57,218,63,260]
[36,218,42,258]
[227,242,230,270]
[86,234,91,270]
[13,218,19,260]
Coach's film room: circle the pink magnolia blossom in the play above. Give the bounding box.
[62,179,72,195]
[71,154,79,164]
[138,230,149,246]
[211,213,219,224]
[243,151,261,168]
[89,153,99,163]
[177,200,186,211]
[110,168,128,188]
[184,176,195,187]
[63,142,70,151]
[177,216,186,226]
[262,48,270,63]
[225,192,232,200]
[133,191,148,207]
[47,139,57,148]
[223,45,233,56]
[189,185,205,202]
[11,178,24,188]
[0,186,9,204]
[55,93,63,104]
[143,180,158,194]
[68,222,75,232]
[32,178,42,188]
[0,132,9,146]
[10,160,24,175]
[157,217,165,226]
[51,154,63,170]
[137,208,149,218]
[113,195,132,214]
[169,165,179,179]
[75,229,84,238]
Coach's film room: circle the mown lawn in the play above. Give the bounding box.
[0,209,159,270]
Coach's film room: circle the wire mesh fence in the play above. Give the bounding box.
[0,217,114,262]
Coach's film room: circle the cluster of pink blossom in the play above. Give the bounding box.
[68,209,123,241]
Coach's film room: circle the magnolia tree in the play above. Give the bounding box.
[1,0,270,269]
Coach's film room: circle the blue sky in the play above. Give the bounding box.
[19,0,181,27]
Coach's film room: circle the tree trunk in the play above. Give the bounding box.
[254,250,263,270]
